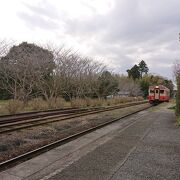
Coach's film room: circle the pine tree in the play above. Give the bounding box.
[138,60,149,78]
[127,65,140,80]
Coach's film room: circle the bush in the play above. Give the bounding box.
[5,100,24,114]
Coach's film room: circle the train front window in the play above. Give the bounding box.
[155,90,159,93]
[150,90,154,93]
[160,90,164,94]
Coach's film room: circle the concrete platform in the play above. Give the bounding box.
[1,104,180,180]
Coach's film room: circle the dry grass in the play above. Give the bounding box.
[28,97,67,110]
[0,96,144,115]
[98,96,144,107]
[5,100,24,114]
[70,97,144,108]
[0,100,9,115]
[47,97,67,109]
[84,97,94,107]
[70,98,87,108]
[71,98,107,108]
[92,98,106,107]
[28,98,48,110]
[55,97,67,108]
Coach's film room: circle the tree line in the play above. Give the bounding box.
[0,41,174,105]
[0,41,140,104]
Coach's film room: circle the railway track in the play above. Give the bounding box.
[0,107,100,124]
[0,102,152,171]
[0,101,147,134]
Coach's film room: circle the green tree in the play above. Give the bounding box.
[127,65,140,80]
[138,60,149,78]
[176,75,180,116]
[139,78,150,98]
[98,71,118,98]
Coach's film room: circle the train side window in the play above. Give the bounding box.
[150,90,154,93]
[160,90,164,94]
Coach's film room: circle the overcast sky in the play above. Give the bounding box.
[0,0,180,80]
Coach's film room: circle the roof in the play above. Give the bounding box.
[149,85,169,90]
[117,91,130,95]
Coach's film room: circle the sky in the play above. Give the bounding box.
[0,0,180,80]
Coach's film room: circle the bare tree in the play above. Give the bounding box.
[34,71,62,106]
[115,75,142,96]
[0,42,54,103]
[0,57,35,101]
[53,48,105,99]
[173,61,180,77]
[0,41,106,103]
[0,39,12,58]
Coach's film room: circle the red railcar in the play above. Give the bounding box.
[148,85,170,104]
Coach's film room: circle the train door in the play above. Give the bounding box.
[155,89,159,100]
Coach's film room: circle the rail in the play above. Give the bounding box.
[0,101,148,134]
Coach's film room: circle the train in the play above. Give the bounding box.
[148,85,170,104]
